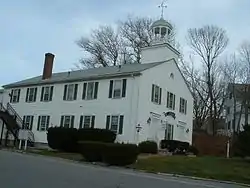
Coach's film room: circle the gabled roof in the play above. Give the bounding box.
[3,62,165,89]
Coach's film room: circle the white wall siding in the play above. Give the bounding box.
[141,43,179,64]
[4,76,139,143]
[136,59,193,144]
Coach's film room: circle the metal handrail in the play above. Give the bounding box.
[27,130,35,142]
[6,102,23,129]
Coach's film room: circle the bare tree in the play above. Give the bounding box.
[180,56,209,130]
[187,25,229,134]
[76,26,122,68]
[118,16,153,63]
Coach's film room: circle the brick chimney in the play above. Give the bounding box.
[42,53,55,80]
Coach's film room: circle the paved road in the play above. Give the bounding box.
[0,150,245,188]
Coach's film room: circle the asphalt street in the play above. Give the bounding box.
[0,150,245,188]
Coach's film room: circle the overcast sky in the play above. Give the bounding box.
[1,0,250,86]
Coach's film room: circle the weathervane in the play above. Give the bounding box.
[158,0,168,19]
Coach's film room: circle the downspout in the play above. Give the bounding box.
[0,121,4,146]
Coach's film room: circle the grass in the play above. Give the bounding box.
[27,149,250,184]
[28,149,82,161]
[133,155,250,184]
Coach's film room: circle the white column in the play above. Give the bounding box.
[19,140,22,150]
[24,139,28,150]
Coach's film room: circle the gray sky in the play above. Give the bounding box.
[1,0,250,86]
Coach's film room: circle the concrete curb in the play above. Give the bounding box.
[3,149,250,187]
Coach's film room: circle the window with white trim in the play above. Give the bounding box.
[108,79,127,99]
[60,115,75,128]
[82,82,99,100]
[10,89,21,103]
[106,115,124,134]
[79,115,95,128]
[167,91,175,110]
[179,97,187,114]
[37,115,50,131]
[23,115,34,130]
[63,84,78,101]
[151,84,162,104]
[41,86,54,102]
[26,87,37,102]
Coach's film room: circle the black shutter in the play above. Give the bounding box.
[26,88,30,102]
[122,79,127,97]
[10,90,14,103]
[82,83,87,100]
[185,100,187,114]
[49,86,54,101]
[63,85,67,100]
[106,115,110,129]
[94,82,99,99]
[159,88,162,104]
[34,88,37,102]
[109,80,113,98]
[74,84,78,100]
[37,116,41,131]
[118,115,124,134]
[60,116,64,127]
[40,87,45,101]
[17,89,21,102]
[22,116,26,129]
[71,116,75,128]
[151,84,155,102]
[91,116,95,128]
[46,116,50,130]
[79,116,83,129]
[173,94,175,110]
[30,116,34,130]
[179,98,181,113]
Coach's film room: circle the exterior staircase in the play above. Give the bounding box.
[0,102,34,146]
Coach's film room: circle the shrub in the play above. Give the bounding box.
[79,141,106,162]
[47,127,78,152]
[47,127,116,152]
[187,145,199,155]
[138,141,158,154]
[78,128,116,143]
[103,143,139,166]
[233,125,250,157]
[160,140,189,154]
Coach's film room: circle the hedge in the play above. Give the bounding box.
[78,142,139,166]
[47,127,116,152]
[188,145,199,155]
[138,141,158,154]
[79,141,105,162]
[103,143,139,166]
[160,140,189,154]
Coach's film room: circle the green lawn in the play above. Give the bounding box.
[27,149,250,184]
[133,155,250,184]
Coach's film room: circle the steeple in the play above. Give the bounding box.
[151,0,173,44]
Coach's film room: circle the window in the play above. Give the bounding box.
[41,86,54,102]
[167,92,175,110]
[60,115,75,128]
[37,116,50,131]
[63,84,78,101]
[79,115,95,128]
[106,115,124,134]
[151,84,162,104]
[179,97,187,114]
[82,82,99,100]
[165,124,173,140]
[10,89,21,103]
[22,115,34,130]
[109,79,127,99]
[25,87,37,102]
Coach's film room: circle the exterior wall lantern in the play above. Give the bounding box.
[136,124,142,133]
